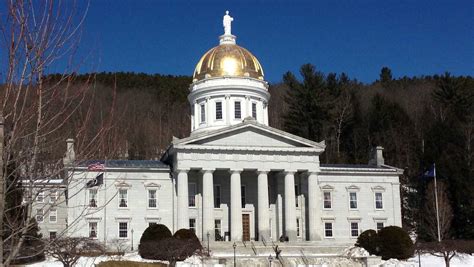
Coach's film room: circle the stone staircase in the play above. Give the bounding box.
[196,241,376,267]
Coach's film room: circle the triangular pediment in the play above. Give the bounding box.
[173,120,325,150]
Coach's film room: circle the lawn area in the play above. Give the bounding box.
[97,261,166,267]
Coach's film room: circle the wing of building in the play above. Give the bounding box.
[35,12,403,249]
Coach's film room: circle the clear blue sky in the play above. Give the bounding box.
[70,1,473,83]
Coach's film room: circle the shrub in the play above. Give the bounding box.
[139,224,172,244]
[355,229,379,255]
[173,229,202,256]
[173,229,197,240]
[377,226,414,260]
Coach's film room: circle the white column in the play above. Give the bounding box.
[177,170,189,230]
[245,96,251,118]
[263,101,269,125]
[225,95,231,125]
[193,101,199,131]
[230,169,242,241]
[205,97,210,126]
[307,172,321,240]
[284,171,297,241]
[202,169,215,241]
[257,171,270,241]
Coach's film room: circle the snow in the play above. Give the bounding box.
[24,252,474,267]
[380,253,474,267]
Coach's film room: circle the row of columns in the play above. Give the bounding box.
[176,169,319,241]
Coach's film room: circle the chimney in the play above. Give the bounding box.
[63,138,76,166]
[369,146,385,167]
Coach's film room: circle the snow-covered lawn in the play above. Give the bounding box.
[381,253,474,267]
[24,252,474,266]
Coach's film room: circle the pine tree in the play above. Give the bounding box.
[283,64,330,141]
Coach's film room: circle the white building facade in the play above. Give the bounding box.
[63,12,403,249]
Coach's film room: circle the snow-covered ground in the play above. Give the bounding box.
[381,253,474,267]
[25,252,474,267]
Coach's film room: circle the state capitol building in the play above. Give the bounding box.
[34,12,403,250]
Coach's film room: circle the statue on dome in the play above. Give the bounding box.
[223,11,233,35]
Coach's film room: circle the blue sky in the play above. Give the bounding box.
[60,1,473,83]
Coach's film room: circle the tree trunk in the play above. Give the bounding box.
[444,252,450,267]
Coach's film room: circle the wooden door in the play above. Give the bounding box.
[242,214,250,241]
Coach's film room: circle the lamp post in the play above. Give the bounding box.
[131,229,134,251]
[233,242,237,267]
[268,254,274,267]
[207,231,210,256]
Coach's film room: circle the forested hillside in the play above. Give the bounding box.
[46,68,473,240]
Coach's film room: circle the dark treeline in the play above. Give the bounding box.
[47,68,473,240]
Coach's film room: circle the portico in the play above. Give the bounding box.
[165,119,325,242]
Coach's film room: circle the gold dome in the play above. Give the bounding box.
[193,44,264,82]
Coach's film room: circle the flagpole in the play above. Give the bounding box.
[103,159,107,247]
[433,163,441,242]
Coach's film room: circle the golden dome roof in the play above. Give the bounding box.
[193,44,264,82]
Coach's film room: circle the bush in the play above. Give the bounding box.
[173,229,202,256]
[355,229,379,255]
[139,224,172,244]
[173,229,197,240]
[139,227,201,264]
[377,226,414,260]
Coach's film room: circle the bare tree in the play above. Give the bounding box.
[47,237,104,267]
[0,1,115,265]
[423,180,453,241]
[418,240,474,267]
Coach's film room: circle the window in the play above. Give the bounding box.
[49,209,57,223]
[118,222,128,238]
[349,192,358,209]
[50,190,58,203]
[296,218,301,237]
[118,189,128,208]
[350,222,359,237]
[37,191,44,203]
[215,219,222,240]
[148,189,157,208]
[323,191,332,209]
[234,101,241,119]
[214,185,221,208]
[188,183,196,207]
[324,222,333,237]
[200,104,206,123]
[251,102,257,118]
[36,209,44,223]
[241,185,246,208]
[215,101,222,120]
[189,219,196,233]
[375,192,383,209]
[49,231,57,240]
[89,189,97,208]
[89,222,98,238]
[376,222,384,232]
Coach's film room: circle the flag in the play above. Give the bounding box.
[86,173,104,188]
[88,162,105,171]
[423,164,436,178]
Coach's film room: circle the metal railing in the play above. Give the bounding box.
[251,241,257,255]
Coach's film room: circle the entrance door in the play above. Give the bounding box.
[242,214,250,241]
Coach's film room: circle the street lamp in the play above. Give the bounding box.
[233,242,237,267]
[268,254,274,267]
[131,229,134,251]
[207,231,210,256]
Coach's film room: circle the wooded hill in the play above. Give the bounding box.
[46,67,473,240]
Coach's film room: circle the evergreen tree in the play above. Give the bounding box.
[380,67,393,87]
[283,64,330,141]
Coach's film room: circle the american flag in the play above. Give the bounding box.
[87,162,105,171]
